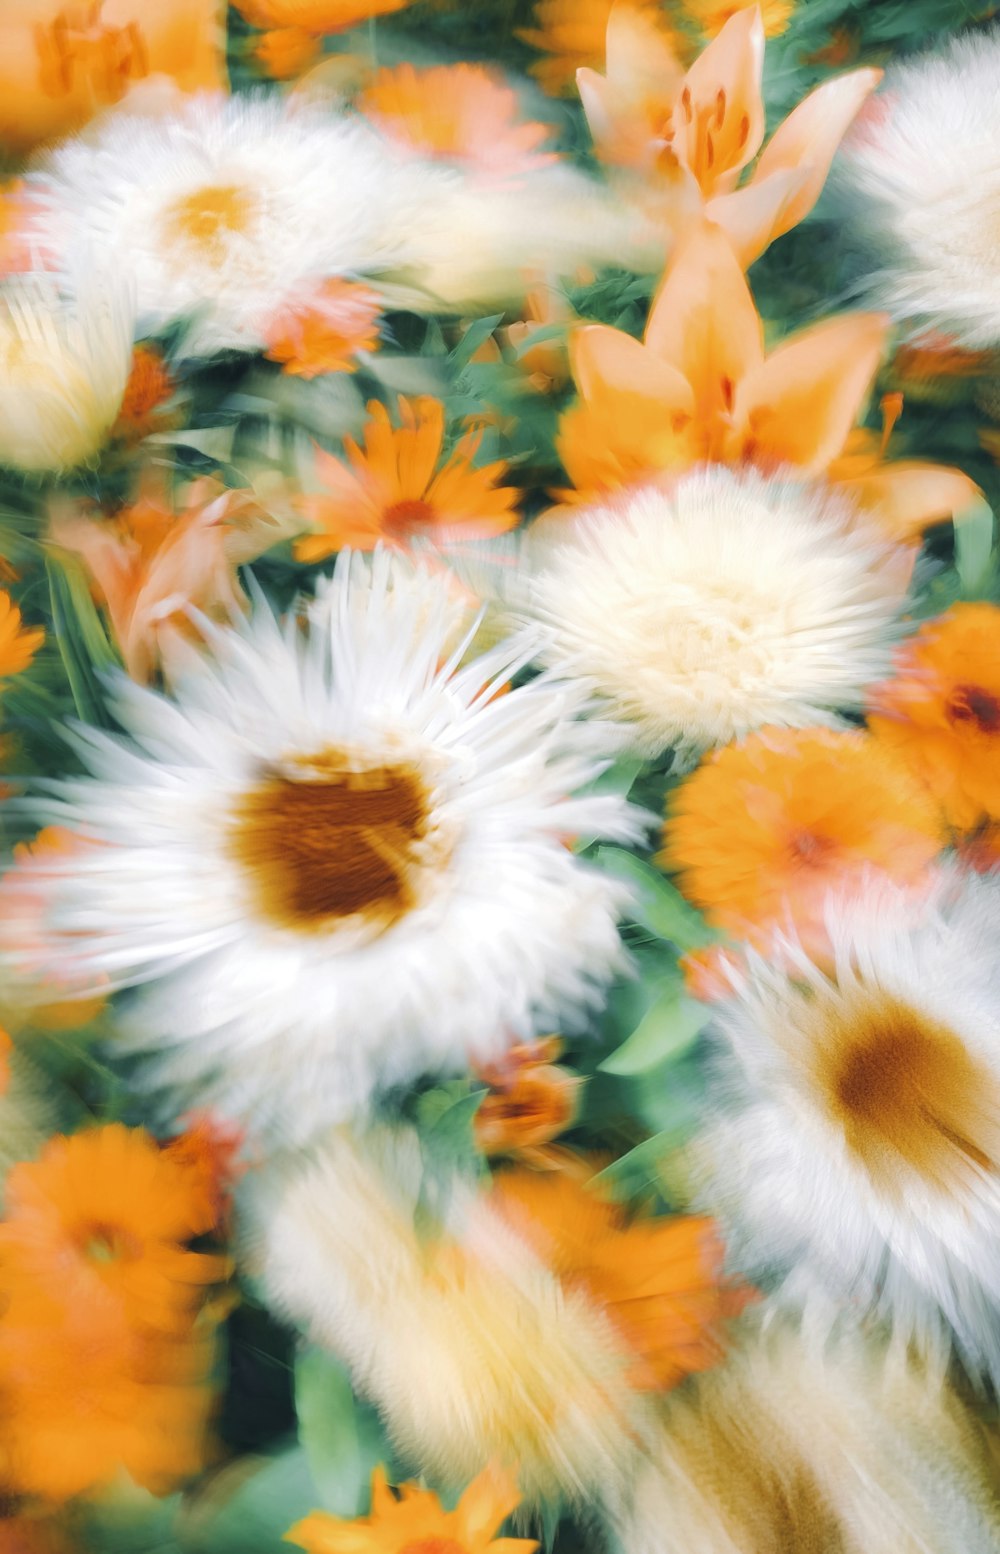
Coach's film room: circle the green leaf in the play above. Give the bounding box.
[955,495,995,596]
[599,987,707,1076]
[295,1347,388,1519]
[592,1133,671,1195]
[509,322,565,360]
[179,1445,319,1554]
[46,549,121,728]
[450,314,504,371]
[593,847,712,951]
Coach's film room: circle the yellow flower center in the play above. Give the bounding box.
[231,752,433,933]
[164,184,258,261]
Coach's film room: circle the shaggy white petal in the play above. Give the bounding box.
[521,468,911,762]
[619,1316,1000,1554]
[0,551,640,1146]
[0,269,133,472]
[693,870,1000,1390]
[242,1126,652,1507]
[839,30,1000,347]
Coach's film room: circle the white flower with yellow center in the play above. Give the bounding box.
[28,92,440,354]
[694,870,1000,1389]
[1,552,639,1145]
[521,468,911,762]
[0,270,133,472]
[840,30,1000,347]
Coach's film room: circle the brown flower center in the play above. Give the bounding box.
[947,683,1000,734]
[231,752,432,933]
[813,993,999,1188]
[382,498,436,539]
[787,829,834,868]
[164,184,258,260]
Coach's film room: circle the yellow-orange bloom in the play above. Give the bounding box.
[489,1163,749,1392]
[233,0,412,33]
[264,279,382,378]
[662,727,945,956]
[0,0,227,156]
[288,1465,538,1554]
[0,592,43,682]
[113,343,177,444]
[518,0,682,98]
[557,220,982,539]
[360,63,555,178]
[295,396,521,562]
[680,0,794,38]
[869,603,1000,832]
[577,6,879,265]
[254,24,322,78]
[474,1038,581,1158]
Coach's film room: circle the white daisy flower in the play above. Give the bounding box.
[0,267,133,472]
[518,468,912,763]
[839,29,1000,348]
[0,551,640,1146]
[693,870,1000,1389]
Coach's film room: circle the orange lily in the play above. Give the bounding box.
[577,3,882,265]
[557,221,982,540]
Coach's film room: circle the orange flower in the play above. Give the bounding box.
[0,1024,11,1095]
[519,0,684,98]
[2,826,108,1030]
[0,0,226,156]
[679,944,745,1003]
[577,7,880,265]
[360,63,555,178]
[49,472,278,686]
[233,0,412,33]
[868,603,1000,832]
[557,220,982,540]
[680,0,794,37]
[294,396,521,562]
[0,591,43,681]
[113,344,177,443]
[264,279,382,378]
[474,1038,581,1158]
[892,329,994,388]
[254,24,321,78]
[288,1465,538,1554]
[661,727,944,956]
[164,1112,247,1233]
[504,285,572,394]
[0,1125,225,1338]
[489,1164,748,1392]
[956,820,1000,874]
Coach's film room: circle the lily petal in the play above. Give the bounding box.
[751,66,883,239]
[835,461,986,541]
[645,220,763,430]
[571,322,695,413]
[731,311,889,472]
[679,6,765,195]
[706,166,811,268]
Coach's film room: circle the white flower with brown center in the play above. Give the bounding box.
[840,29,1000,348]
[694,870,1000,1388]
[0,551,639,1145]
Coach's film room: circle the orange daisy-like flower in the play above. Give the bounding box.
[518,0,682,98]
[113,343,177,443]
[288,1465,538,1554]
[0,1125,225,1339]
[360,63,555,178]
[661,727,945,956]
[254,24,322,77]
[868,603,1000,832]
[294,396,521,562]
[0,591,43,682]
[264,279,382,378]
[489,1164,748,1392]
[232,0,412,33]
[474,1037,581,1159]
[680,0,794,38]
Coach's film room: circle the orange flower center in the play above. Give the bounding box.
[381,498,437,538]
[164,184,258,260]
[787,829,835,868]
[400,1542,468,1554]
[80,1221,141,1264]
[947,683,1000,735]
[814,993,998,1185]
[231,753,432,932]
[35,3,149,102]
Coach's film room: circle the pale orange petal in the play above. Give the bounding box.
[644,220,763,431]
[750,67,883,239]
[571,323,695,413]
[731,311,889,473]
[835,461,986,541]
[678,5,765,194]
[705,166,810,268]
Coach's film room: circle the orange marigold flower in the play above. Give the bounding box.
[360,63,556,178]
[288,1465,538,1554]
[661,727,945,956]
[294,396,521,562]
[868,603,1000,832]
[0,1125,226,1340]
[489,1164,749,1392]
[164,1112,247,1232]
[680,0,794,38]
[264,279,382,378]
[254,24,321,77]
[113,344,177,443]
[0,591,43,681]
[518,0,683,97]
[233,0,412,33]
[474,1037,581,1158]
